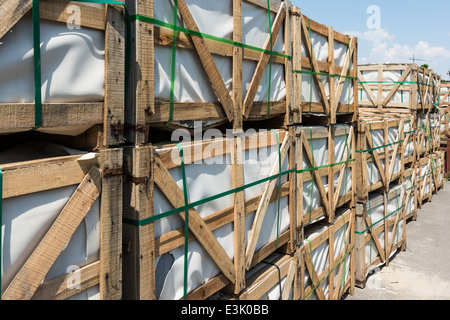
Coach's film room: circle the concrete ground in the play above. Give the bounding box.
[344,181,450,300]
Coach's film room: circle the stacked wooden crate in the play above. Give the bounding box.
[438,82,450,177]
[355,62,445,288]
[122,0,357,300]
[0,0,125,300]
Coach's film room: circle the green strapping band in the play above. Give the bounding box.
[354,204,405,235]
[32,0,42,128]
[265,0,273,118]
[292,70,357,80]
[167,0,178,126]
[131,14,291,60]
[176,143,189,300]
[123,167,296,227]
[296,158,355,174]
[273,130,282,248]
[355,140,404,153]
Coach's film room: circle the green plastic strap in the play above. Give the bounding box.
[292,70,357,80]
[131,15,291,60]
[273,131,281,249]
[308,18,313,113]
[124,167,296,227]
[32,0,42,128]
[176,143,189,300]
[355,204,405,235]
[355,139,404,153]
[167,0,178,126]
[265,0,273,118]
[308,128,314,223]
[296,158,355,174]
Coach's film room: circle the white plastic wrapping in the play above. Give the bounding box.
[0,17,105,104]
[0,143,101,300]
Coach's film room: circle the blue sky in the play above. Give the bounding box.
[291,0,450,80]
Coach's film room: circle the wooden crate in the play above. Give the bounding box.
[0,0,126,147]
[440,82,450,108]
[354,184,406,288]
[0,148,123,300]
[403,167,417,221]
[298,208,354,300]
[416,155,433,208]
[122,128,300,300]
[431,150,445,193]
[355,118,403,203]
[291,7,358,125]
[438,106,450,146]
[296,124,355,228]
[125,0,295,145]
[358,63,436,115]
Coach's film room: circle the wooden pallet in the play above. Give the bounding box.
[356,118,404,203]
[291,8,358,125]
[0,0,126,147]
[122,128,300,300]
[296,124,355,228]
[125,0,295,144]
[354,184,406,288]
[0,148,123,300]
[298,208,354,300]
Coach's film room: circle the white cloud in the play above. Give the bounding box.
[348,27,450,77]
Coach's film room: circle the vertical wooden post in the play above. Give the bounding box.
[125,0,153,145]
[104,3,126,147]
[99,148,123,300]
[122,146,155,300]
[354,204,366,288]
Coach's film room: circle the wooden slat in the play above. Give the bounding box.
[0,155,97,199]
[0,103,103,132]
[31,261,100,300]
[0,0,32,39]
[2,166,102,300]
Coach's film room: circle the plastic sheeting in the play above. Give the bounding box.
[0,15,105,135]
[0,142,100,300]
